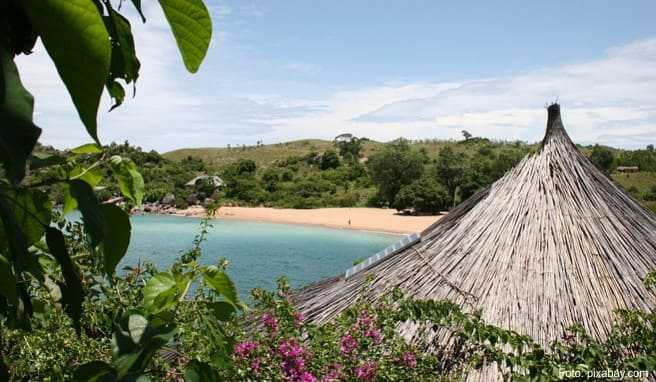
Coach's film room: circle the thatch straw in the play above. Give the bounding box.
[294,104,656,371]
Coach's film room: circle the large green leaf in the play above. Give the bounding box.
[23,0,111,143]
[46,227,84,329]
[142,272,179,314]
[0,255,17,304]
[184,360,220,382]
[0,46,41,184]
[70,164,103,188]
[128,313,148,344]
[73,361,115,381]
[68,179,104,246]
[103,4,140,111]
[113,310,177,377]
[100,203,131,275]
[70,143,102,154]
[158,0,212,73]
[29,152,66,170]
[0,190,50,248]
[202,266,241,309]
[207,301,235,321]
[110,156,144,206]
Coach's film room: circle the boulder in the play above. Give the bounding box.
[161,193,176,206]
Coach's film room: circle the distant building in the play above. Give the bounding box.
[334,133,355,144]
[185,175,224,188]
[616,166,639,173]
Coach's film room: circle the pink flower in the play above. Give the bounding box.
[402,352,417,368]
[234,341,258,358]
[251,359,261,375]
[339,334,358,354]
[293,311,305,327]
[279,340,304,358]
[262,311,278,334]
[365,328,382,344]
[357,311,374,330]
[300,371,318,382]
[279,340,309,380]
[355,361,377,381]
[321,363,343,382]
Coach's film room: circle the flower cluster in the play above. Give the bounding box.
[279,340,317,381]
[234,341,258,358]
[231,286,432,381]
[354,361,377,381]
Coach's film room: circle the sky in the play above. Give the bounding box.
[16,0,656,151]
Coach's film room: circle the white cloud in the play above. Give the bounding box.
[15,4,656,152]
[345,38,656,147]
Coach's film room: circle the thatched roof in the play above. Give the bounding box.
[295,104,656,353]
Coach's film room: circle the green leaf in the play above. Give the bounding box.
[106,80,126,111]
[128,313,148,344]
[68,179,104,246]
[184,360,220,382]
[103,4,140,110]
[100,204,131,275]
[202,266,241,309]
[0,255,17,304]
[73,361,115,381]
[158,0,212,73]
[70,143,102,154]
[46,227,84,329]
[207,301,235,321]
[113,310,177,377]
[0,46,42,184]
[143,272,179,314]
[70,164,103,188]
[29,152,66,170]
[0,190,50,248]
[62,184,78,216]
[23,0,111,143]
[110,156,144,206]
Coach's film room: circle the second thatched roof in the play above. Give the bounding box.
[294,104,656,351]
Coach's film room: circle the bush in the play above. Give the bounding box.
[645,186,656,202]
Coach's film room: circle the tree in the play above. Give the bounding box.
[590,145,615,174]
[434,147,466,201]
[461,130,472,141]
[367,139,424,206]
[394,177,451,214]
[319,149,340,170]
[335,135,363,159]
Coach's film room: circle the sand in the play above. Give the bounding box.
[174,206,441,234]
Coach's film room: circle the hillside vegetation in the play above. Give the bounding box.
[162,136,656,214]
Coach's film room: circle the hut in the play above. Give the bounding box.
[185,174,224,188]
[294,104,656,377]
[617,165,639,173]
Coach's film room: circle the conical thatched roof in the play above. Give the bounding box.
[295,104,656,351]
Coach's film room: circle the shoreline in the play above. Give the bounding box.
[144,206,441,235]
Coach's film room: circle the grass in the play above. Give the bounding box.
[612,171,656,212]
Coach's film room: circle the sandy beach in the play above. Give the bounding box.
[173,206,441,234]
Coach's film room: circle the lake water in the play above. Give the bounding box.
[122,214,399,295]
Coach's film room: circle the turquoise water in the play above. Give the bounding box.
[122,215,398,295]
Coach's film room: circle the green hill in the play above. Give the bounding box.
[163,137,533,169]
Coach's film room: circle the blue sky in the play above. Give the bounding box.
[18,0,656,150]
